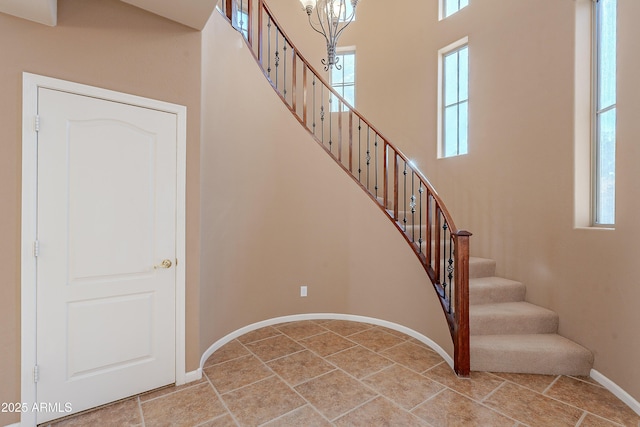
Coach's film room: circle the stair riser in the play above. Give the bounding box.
[469,278,526,305]
[470,314,558,335]
[470,336,594,376]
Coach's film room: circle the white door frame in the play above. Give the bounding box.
[20,73,187,427]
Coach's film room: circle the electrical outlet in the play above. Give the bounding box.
[300,285,308,297]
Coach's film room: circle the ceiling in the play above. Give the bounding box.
[0,0,218,30]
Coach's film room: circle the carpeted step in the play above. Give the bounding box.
[470,302,559,335]
[469,257,496,279]
[470,276,526,305]
[470,334,594,376]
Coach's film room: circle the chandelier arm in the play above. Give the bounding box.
[307,13,329,38]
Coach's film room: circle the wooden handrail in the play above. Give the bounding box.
[219,0,471,377]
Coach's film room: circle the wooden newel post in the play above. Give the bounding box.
[454,230,472,377]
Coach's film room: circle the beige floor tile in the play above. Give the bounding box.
[139,378,207,402]
[322,320,374,337]
[141,383,226,427]
[236,326,282,345]
[483,381,583,426]
[363,364,444,410]
[267,350,335,386]
[326,345,393,379]
[275,320,328,340]
[348,328,406,352]
[300,331,357,357]
[334,396,427,427]
[381,341,445,373]
[204,355,272,394]
[262,405,332,427]
[197,414,238,426]
[489,372,558,393]
[204,340,251,367]
[375,326,411,340]
[221,376,305,427]
[545,376,640,426]
[295,370,377,420]
[579,413,627,427]
[50,398,141,427]
[424,362,505,400]
[244,334,304,362]
[412,389,515,427]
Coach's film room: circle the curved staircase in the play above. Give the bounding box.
[218,0,593,377]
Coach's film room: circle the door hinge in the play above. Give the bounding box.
[33,365,39,383]
[33,240,40,257]
[34,115,41,132]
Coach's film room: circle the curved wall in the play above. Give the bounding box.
[199,11,453,360]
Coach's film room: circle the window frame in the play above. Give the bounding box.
[330,48,356,113]
[440,0,469,20]
[438,37,469,159]
[592,0,617,226]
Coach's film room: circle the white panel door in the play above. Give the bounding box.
[36,88,177,424]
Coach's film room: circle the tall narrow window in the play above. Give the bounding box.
[443,0,469,18]
[440,42,469,158]
[594,0,617,225]
[331,50,356,112]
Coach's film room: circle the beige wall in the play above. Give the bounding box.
[0,1,202,425]
[266,0,640,401]
[199,11,452,357]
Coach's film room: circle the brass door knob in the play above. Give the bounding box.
[154,259,173,269]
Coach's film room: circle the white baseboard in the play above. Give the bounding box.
[590,369,640,416]
[184,368,202,384]
[199,313,454,370]
[3,422,20,427]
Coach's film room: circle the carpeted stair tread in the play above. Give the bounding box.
[470,302,559,335]
[469,276,526,305]
[470,334,594,376]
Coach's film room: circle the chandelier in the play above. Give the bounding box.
[299,0,361,70]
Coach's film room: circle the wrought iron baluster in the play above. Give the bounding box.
[447,223,454,314]
[320,87,325,144]
[366,127,371,191]
[418,183,424,253]
[358,118,362,182]
[312,76,316,135]
[267,17,272,77]
[329,94,333,153]
[403,162,408,231]
[275,30,279,89]
[283,39,287,100]
[410,172,416,243]
[374,134,379,197]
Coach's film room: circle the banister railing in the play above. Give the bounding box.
[219,0,471,377]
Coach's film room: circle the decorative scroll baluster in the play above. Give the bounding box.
[312,76,316,134]
[418,183,424,253]
[366,127,371,190]
[403,162,408,231]
[320,88,325,144]
[267,17,272,76]
[410,172,416,242]
[274,31,279,88]
[282,41,287,99]
[329,95,333,153]
[374,134,379,197]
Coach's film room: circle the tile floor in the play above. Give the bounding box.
[46,319,640,427]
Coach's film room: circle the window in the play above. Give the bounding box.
[442,0,469,19]
[439,41,469,158]
[236,8,249,39]
[593,0,617,225]
[331,50,356,112]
